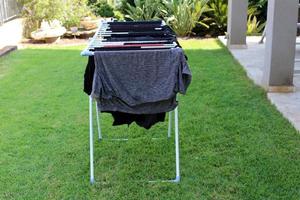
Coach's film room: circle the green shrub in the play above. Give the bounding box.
[113,10,125,20]
[87,0,98,6]
[118,0,135,15]
[19,0,91,37]
[246,3,266,35]
[125,0,163,20]
[162,0,210,37]
[248,0,268,23]
[91,0,115,17]
[205,0,228,35]
[19,0,64,37]
[247,15,265,35]
[195,0,267,37]
[62,0,91,28]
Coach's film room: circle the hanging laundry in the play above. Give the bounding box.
[82,20,191,129]
[91,48,191,114]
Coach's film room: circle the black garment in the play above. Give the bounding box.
[108,112,166,129]
[107,20,162,26]
[83,56,95,95]
[104,36,176,42]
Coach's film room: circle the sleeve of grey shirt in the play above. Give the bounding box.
[177,49,192,94]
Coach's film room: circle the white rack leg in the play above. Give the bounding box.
[168,111,172,138]
[174,106,180,182]
[89,100,180,183]
[89,96,95,184]
[150,106,181,183]
[95,101,102,140]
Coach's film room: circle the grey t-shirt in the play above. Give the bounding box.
[92,48,191,114]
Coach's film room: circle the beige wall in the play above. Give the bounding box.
[0,18,23,49]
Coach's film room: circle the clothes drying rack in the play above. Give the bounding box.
[81,20,181,184]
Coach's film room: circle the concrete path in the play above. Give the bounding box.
[219,36,300,132]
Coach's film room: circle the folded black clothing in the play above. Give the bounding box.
[97,96,177,114]
[107,24,164,32]
[101,31,171,37]
[93,47,173,51]
[107,20,162,26]
[107,111,166,129]
[103,36,176,42]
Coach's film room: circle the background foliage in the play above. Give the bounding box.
[162,0,210,36]
[89,0,115,18]
[118,0,267,36]
[63,0,91,29]
[124,0,163,20]
[19,0,91,37]
[19,0,268,38]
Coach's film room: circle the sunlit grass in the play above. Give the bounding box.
[0,40,300,199]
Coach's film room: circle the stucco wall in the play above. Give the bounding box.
[0,18,23,49]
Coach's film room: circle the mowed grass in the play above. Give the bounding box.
[0,39,300,199]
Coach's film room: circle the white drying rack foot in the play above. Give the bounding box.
[88,96,180,184]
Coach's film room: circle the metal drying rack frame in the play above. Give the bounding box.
[81,19,181,184]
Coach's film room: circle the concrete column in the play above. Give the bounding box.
[0,1,5,25]
[262,0,299,92]
[227,0,248,48]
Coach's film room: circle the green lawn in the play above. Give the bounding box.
[0,39,300,199]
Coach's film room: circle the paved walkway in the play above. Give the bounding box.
[219,36,300,132]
